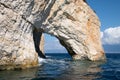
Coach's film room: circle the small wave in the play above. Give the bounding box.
[38,57,68,65]
[46,56,52,58]
[38,57,46,63]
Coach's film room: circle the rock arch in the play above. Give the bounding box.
[0,0,105,70]
[37,0,105,60]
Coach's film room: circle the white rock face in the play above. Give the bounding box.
[0,0,45,70]
[42,0,105,61]
[0,0,105,70]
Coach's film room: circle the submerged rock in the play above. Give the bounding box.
[0,0,105,70]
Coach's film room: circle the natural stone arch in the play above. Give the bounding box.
[0,0,105,70]
[37,0,105,61]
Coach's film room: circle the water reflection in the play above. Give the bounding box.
[0,57,104,80]
[32,59,104,80]
[0,67,38,80]
[0,54,119,80]
[55,61,103,80]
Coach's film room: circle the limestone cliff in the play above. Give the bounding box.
[0,0,105,70]
[43,0,105,61]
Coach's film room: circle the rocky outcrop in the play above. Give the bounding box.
[0,0,45,70]
[42,0,105,61]
[0,0,105,70]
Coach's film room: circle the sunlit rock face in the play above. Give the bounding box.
[41,0,105,61]
[0,0,45,70]
[0,0,105,70]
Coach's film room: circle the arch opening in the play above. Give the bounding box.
[44,33,68,54]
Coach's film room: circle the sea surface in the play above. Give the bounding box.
[0,53,120,80]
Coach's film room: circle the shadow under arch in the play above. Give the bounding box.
[33,28,46,58]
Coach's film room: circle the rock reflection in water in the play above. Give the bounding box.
[0,58,104,80]
[0,67,38,80]
[55,61,103,80]
[33,59,104,80]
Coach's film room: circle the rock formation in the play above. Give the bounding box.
[0,0,105,70]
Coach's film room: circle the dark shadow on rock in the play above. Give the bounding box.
[31,77,56,80]
[33,29,46,58]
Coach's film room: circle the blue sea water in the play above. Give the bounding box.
[0,53,120,80]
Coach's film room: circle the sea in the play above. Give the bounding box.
[0,53,120,80]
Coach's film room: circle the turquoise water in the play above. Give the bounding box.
[0,53,120,80]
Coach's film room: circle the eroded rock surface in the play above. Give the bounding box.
[42,0,105,61]
[0,0,105,70]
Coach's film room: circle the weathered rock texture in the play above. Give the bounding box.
[0,0,45,69]
[0,0,105,70]
[44,0,105,61]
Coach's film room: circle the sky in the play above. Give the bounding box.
[44,0,120,53]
